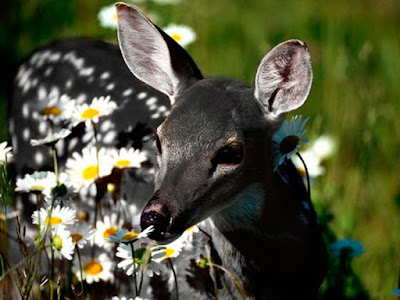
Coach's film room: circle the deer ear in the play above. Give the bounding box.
[116,2,203,103]
[254,40,313,117]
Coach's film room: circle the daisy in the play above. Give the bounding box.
[310,135,336,160]
[0,141,12,164]
[330,238,364,258]
[94,213,124,249]
[51,226,74,260]
[107,147,147,169]
[108,226,154,244]
[291,150,325,178]
[73,252,114,284]
[151,234,186,263]
[32,205,77,229]
[33,94,75,123]
[67,223,95,249]
[272,115,309,171]
[163,24,196,48]
[181,224,200,242]
[15,171,57,197]
[66,96,117,127]
[98,4,118,29]
[30,128,71,147]
[66,147,113,190]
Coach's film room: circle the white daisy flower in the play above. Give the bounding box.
[151,234,186,263]
[66,147,113,190]
[66,96,117,127]
[163,24,196,48]
[181,224,200,242]
[108,225,154,244]
[67,223,95,249]
[94,213,124,249]
[292,150,325,178]
[98,4,118,29]
[310,135,336,160]
[30,129,71,147]
[272,115,309,171]
[107,147,147,169]
[51,226,75,260]
[15,171,57,196]
[0,141,12,164]
[73,252,114,284]
[33,94,75,123]
[32,205,77,229]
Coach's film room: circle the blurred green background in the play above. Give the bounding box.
[1,0,399,298]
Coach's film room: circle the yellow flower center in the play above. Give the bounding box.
[71,233,83,243]
[164,248,175,258]
[46,216,62,225]
[84,261,103,276]
[103,226,117,238]
[122,232,138,241]
[52,235,63,250]
[116,159,131,168]
[41,106,62,116]
[81,108,100,120]
[171,34,182,42]
[30,185,45,191]
[82,165,98,180]
[186,226,195,232]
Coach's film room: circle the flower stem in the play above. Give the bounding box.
[75,245,84,295]
[296,152,311,201]
[211,264,246,300]
[129,242,138,296]
[51,146,59,184]
[168,258,179,300]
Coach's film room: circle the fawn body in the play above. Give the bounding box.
[10,3,327,299]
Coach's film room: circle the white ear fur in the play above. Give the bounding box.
[116,2,202,101]
[254,39,313,117]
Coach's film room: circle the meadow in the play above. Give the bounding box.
[1,0,400,299]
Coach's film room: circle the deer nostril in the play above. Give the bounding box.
[141,210,170,240]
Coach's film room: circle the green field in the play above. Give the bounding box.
[1,0,400,298]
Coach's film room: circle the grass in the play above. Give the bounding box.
[1,0,400,298]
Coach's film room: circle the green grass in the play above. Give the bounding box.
[1,0,400,298]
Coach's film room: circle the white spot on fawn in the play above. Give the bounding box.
[103,131,117,144]
[100,120,112,132]
[12,135,18,153]
[65,79,73,89]
[34,152,44,165]
[106,83,115,91]
[100,72,110,80]
[158,105,167,113]
[22,103,29,118]
[149,104,157,111]
[38,122,48,134]
[68,137,78,151]
[44,67,53,77]
[38,86,47,101]
[146,97,157,106]
[79,67,95,77]
[23,128,30,140]
[151,113,160,119]
[137,92,147,100]
[122,88,133,97]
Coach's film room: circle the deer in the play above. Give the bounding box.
[9,2,327,299]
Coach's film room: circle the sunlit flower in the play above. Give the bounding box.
[33,94,75,122]
[291,150,325,178]
[310,135,336,160]
[151,234,186,263]
[272,115,309,171]
[0,141,12,164]
[181,224,200,242]
[66,96,117,127]
[51,226,74,260]
[98,4,118,29]
[94,213,124,249]
[108,226,154,244]
[67,223,95,249]
[330,238,364,258]
[66,147,113,190]
[163,24,196,48]
[107,147,147,169]
[73,252,114,284]
[15,171,57,196]
[32,205,77,229]
[30,129,71,146]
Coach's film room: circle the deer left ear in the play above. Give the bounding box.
[254,39,313,117]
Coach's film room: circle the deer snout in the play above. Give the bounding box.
[141,204,171,241]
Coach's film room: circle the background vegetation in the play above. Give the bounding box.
[1,0,399,298]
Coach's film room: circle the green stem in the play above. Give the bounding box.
[76,245,84,295]
[168,258,179,300]
[51,146,59,184]
[211,264,246,300]
[296,152,311,201]
[129,242,138,296]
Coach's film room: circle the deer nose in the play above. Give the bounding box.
[141,209,171,241]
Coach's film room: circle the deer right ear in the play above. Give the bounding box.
[254,40,313,117]
[116,2,203,103]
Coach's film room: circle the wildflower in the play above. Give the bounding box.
[108,226,154,244]
[310,135,335,160]
[30,128,71,146]
[94,213,124,249]
[291,150,325,178]
[15,171,57,196]
[67,223,95,249]
[272,115,309,171]
[163,24,196,48]
[107,147,147,169]
[151,234,186,263]
[66,147,113,190]
[0,141,12,164]
[330,238,364,258]
[73,252,114,284]
[98,4,118,29]
[51,226,75,260]
[66,96,117,127]
[32,205,77,229]
[32,94,75,123]
[181,224,200,242]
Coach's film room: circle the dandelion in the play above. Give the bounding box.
[94,213,124,249]
[67,223,95,249]
[66,147,113,190]
[107,147,147,169]
[30,129,71,147]
[272,115,309,171]
[15,171,57,196]
[73,252,114,284]
[66,96,117,127]
[32,205,77,229]
[0,141,12,164]
[163,24,196,48]
[51,226,75,260]
[330,238,364,258]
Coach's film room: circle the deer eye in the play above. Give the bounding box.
[212,143,243,168]
[155,134,162,154]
